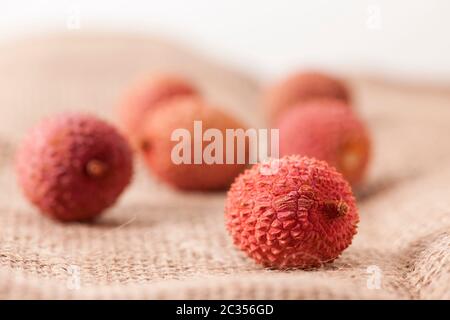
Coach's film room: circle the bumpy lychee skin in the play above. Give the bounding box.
[139,96,248,191]
[16,114,133,222]
[225,155,359,269]
[265,71,351,122]
[277,100,371,186]
[118,74,198,148]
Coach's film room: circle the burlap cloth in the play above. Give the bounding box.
[0,33,449,299]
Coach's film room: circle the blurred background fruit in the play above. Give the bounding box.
[117,74,199,149]
[264,71,351,123]
[277,99,371,186]
[138,96,248,190]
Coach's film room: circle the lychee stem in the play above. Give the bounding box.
[86,159,108,178]
[322,200,348,218]
[140,140,151,152]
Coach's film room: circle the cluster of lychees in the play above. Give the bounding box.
[267,72,371,186]
[226,71,371,268]
[16,75,246,222]
[16,70,370,269]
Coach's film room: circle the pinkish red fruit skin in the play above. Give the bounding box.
[16,114,133,222]
[225,155,359,269]
[277,100,371,186]
[118,74,198,148]
[139,96,248,191]
[265,71,351,122]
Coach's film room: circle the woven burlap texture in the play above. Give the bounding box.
[0,33,449,299]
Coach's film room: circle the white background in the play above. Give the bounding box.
[1,0,450,81]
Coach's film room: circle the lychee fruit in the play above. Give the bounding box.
[118,74,199,148]
[138,96,248,191]
[265,71,351,122]
[277,99,371,186]
[225,155,359,269]
[16,114,133,222]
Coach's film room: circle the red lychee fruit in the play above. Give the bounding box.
[225,155,359,269]
[277,99,370,186]
[265,71,351,122]
[118,74,199,148]
[16,114,133,222]
[138,96,248,191]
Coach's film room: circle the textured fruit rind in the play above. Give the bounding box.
[278,100,371,186]
[225,155,359,269]
[16,114,133,221]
